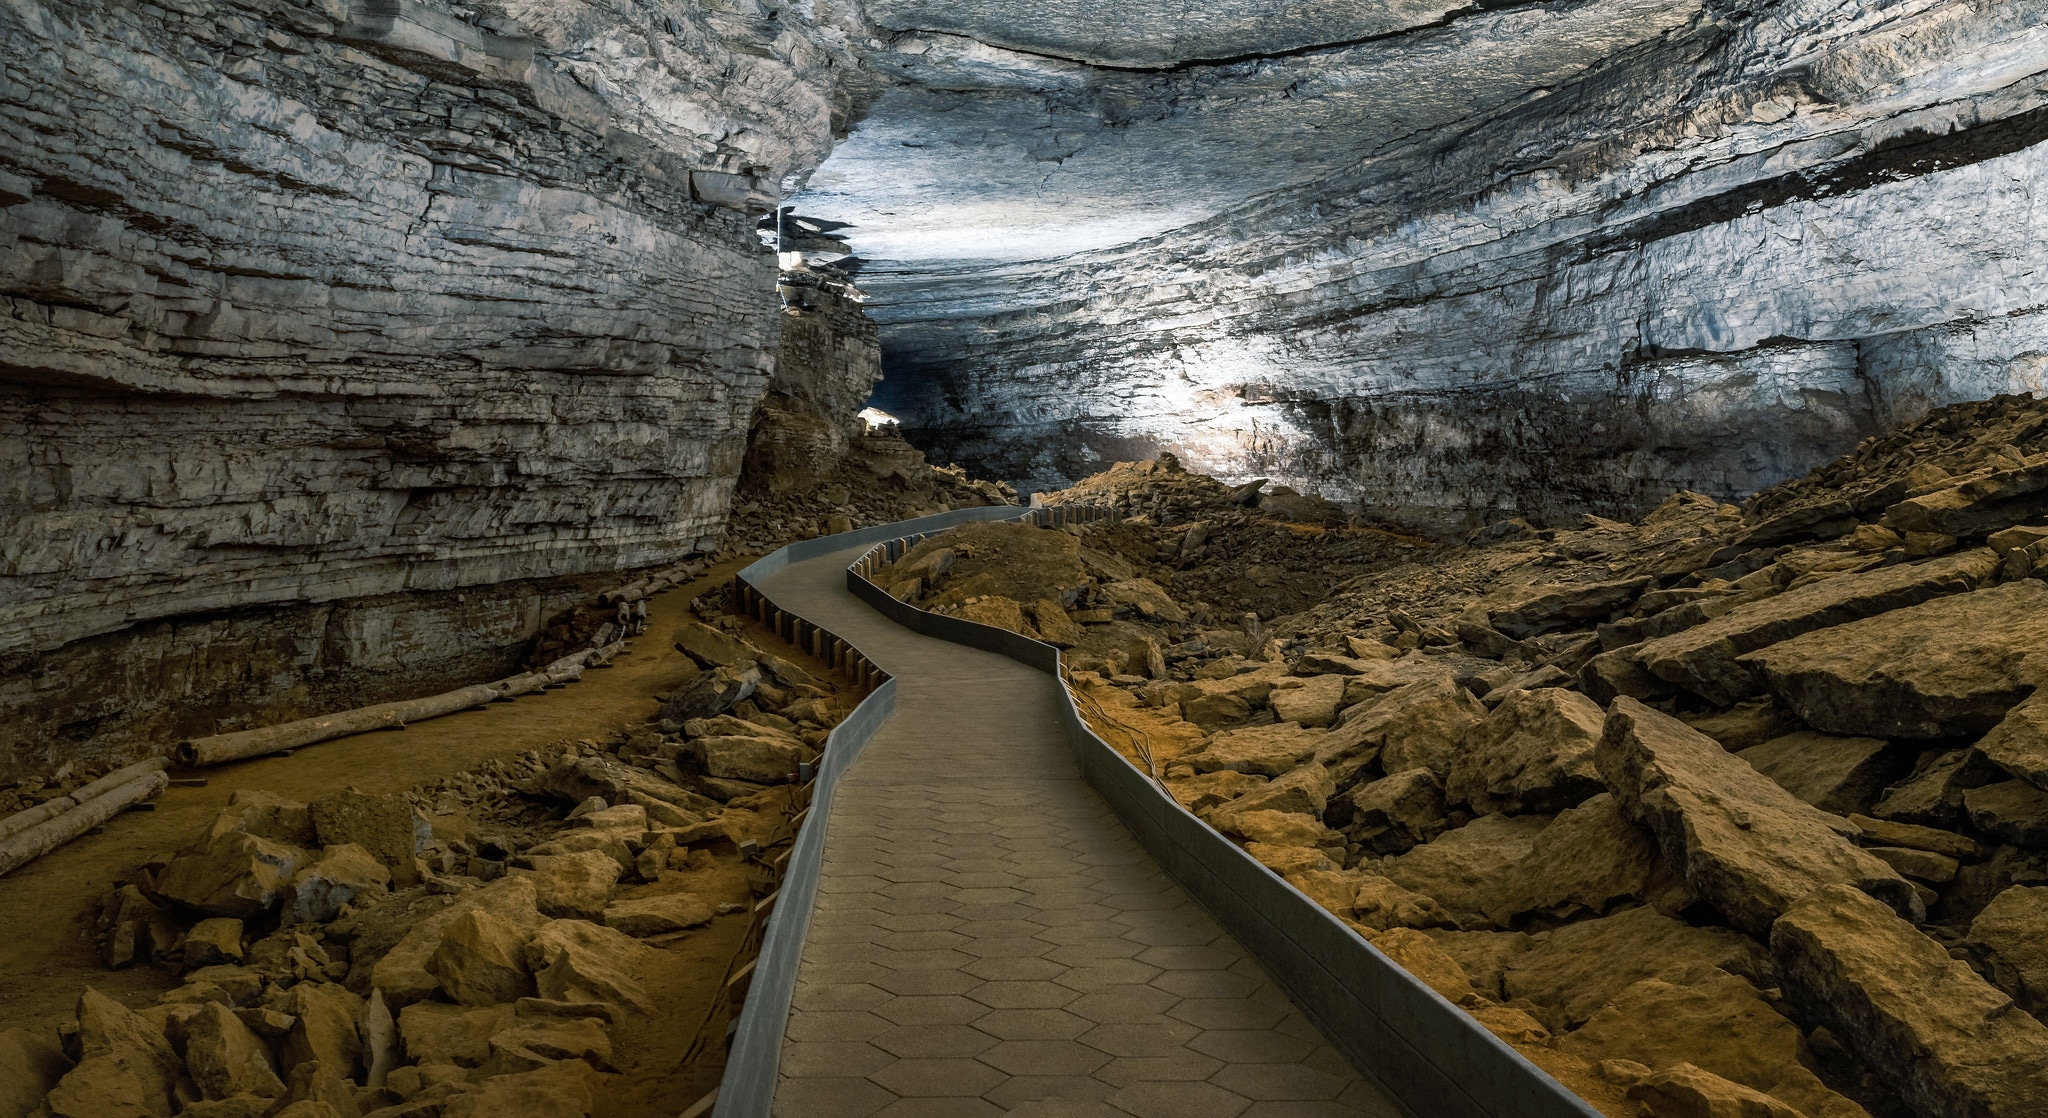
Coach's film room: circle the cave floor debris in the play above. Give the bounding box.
[754,543,1397,1117]
[0,558,782,1116]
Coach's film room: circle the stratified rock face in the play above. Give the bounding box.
[798,0,2048,526]
[0,0,866,772]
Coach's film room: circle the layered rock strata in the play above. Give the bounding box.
[801,0,2048,527]
[0,0,867,773]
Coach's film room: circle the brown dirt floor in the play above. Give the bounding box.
[0,556,851,1117]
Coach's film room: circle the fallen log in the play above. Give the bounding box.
[0,769,170,877]
[176,642,623,767]
[0,757,169,843]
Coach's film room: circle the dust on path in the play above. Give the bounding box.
[0,558,751,1037]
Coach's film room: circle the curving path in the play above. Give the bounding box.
[753,543,1401,1118]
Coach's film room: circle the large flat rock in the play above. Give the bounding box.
[1596,699,1920,937]
[1773,885,2048,1118]
[1741,581,2048,738]
[1633,549,1999,704]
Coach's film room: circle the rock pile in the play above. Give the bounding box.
[11,619,845,1118]
[719,431,1018,560]
[889,394,2048,1118]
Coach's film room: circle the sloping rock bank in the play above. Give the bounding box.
[891,392,2048,1117]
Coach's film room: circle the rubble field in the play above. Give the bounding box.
[0,583,864,1118]
[870,396,2048,1118]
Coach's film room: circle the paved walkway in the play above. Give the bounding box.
[755,543,1400,1118]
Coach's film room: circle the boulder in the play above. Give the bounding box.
[1446,688,1606,815]
[671,619,761,669]
[308,790,431,886]
[1881,458,2048,537]
[1179,691,1252,732]
[171,1098,275,1118]
[1350,873,1456,931]
[46,989,180,1118]
[530,755,721,817]
[1343,768,1448,855]
[275,983,363,1078]
[1634,549,1998,704]
[183,1003,284,1101]
[526,851,624,922]
[1596,699,1921,937]
[1336,675,1489,779]
[1684,698,1802,751]
[602,893,715,937]
[1626,1063,1808,1118]
[1846,813,1987,861]
[1368,928,1479,1001]
[1557,972,1865,1118]
[1740,581,2048,739]
[1502,905,1771,1030]
[1772,885,2048,1118]
[523,921,657,1013]
[1210,761,1334,821]
[1484,794,1658,927]
[1863,846,1958,883]
[440,1059,600,1118]
[1027,600,1085,647]
[220,791,318,847]
[155,831,308,919]
[280,844,393,925]
[482,1014,613,1075]
[1165,770,1267,814]
[182,919,245,970]
[956,595,1033,635]
[100,885,177,969]
[397,1002,515,1067]
[1871,748,2004,827]
[659,662,761,723]
[1963,781,2048,847]
[1182,722,1322,778]
[0,1027,72,1118]
[694,735,801,785]
[429,909,536,1006]
[1247,843,1338,876]
[1976,691,2048,792]
[1100,578,1186,622]
[1965,886,2048,1017]
[1268,675,1347,728]
[371,877,547,1008]
[1420,930,1530,1002]
[1488,577,1650,639]
[1736,732,1905,816]
[1215,810,1344,851]
[1380,813,1551,928]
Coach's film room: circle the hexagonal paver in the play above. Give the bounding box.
[981,1074,1119,1109]
[876,929,969,952]
[799,982,894,1012]
[1076,1018,1204,1057]
[1169,997,1292,1031]
[1188,1030,1317,1064]
[1053,960,1163,989]
[787,1011,894,1043]
[1209,1062,1355,1102]
[1063,984,1181,1023]
[965,980,1081,1009]
[868,1057,1007,1098]
[781,1041,896,1078]
[970,1008,1092,1041]
[958,936,1056,959]
[871,1024,1001,1059]
[1152,969,1265,999]
[1137,944,1240,970]
[964,955,1069,982]
[872,969,983,997]
[1109,1080,1253,1118]
[769,1075,896,1118]
[978,1039,1115,1076]
[872,995,991,1026]
[871,1097,1004,1117]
